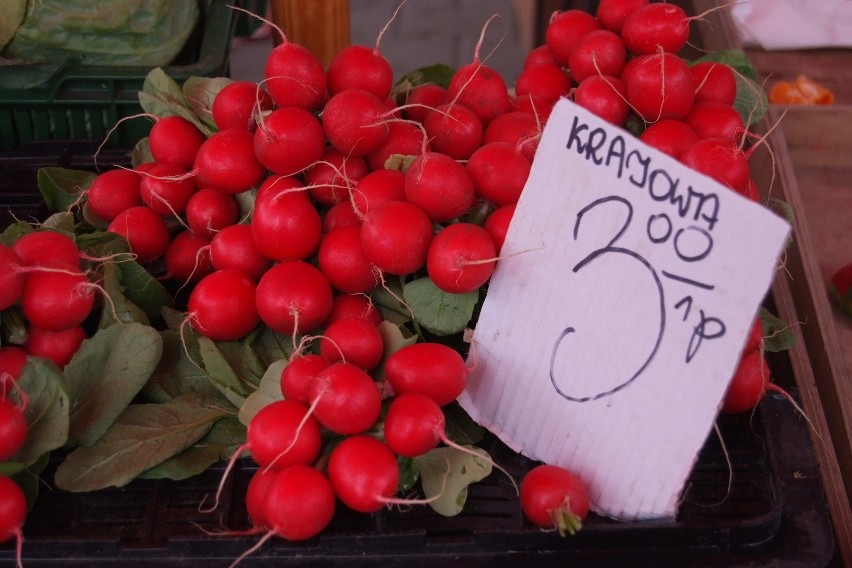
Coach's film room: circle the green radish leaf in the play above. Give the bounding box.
[397,456,420,493]
[0,462,26,476]
[37,167,95,212]
[137,416,245,481]
[14,358,70,467]
[238,358,286,426]
[215,340,262,389]
[1,306,27,345]
[247,326,296,368]
[0,220,34,245]
[416,445,493,517]
[143,330,230,405]
[131,136,153,167]
[690,49,767,126]
[373,320,418,383]
[758,307,797,352]
[139,67,208,133]
[183,75,231,133]
[392,63,456,100]
[197,336,253,408]
[54,392,229,492]
[115,258,173,323]
[98,262,150,327]
[442,402,485,446]
[403,276,479,336]
[11,452,50,511]
[63,322,163,447]
[41,211,76,232]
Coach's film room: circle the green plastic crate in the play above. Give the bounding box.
[0,0,238,152]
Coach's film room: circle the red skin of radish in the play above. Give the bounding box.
[185,187,239,240]
[280,354,328,403]
[359,200,434,276]
[0,475,26,545]
[639,118,699,159]
[264,41,327,111]
[0,346,27,392]
[148,115,206,170]
[679,137,750,194]
[596,0,649,35]
[13,230,79,269]
[466,141,531,207]
[404,152,476,223]
[447,62,512,126]
[322,88,390,157]
[484,111,540,162]
[323,293,382,328]
[523,45,558,69]
[684,101,744,144]
[305,147,368,207]
[403,83,450,123]
[520,464,590,534]
[511,93,555,124]
[721,349,770,414]
[263,465,336,541]
[322,201,362,232]
[210,224,271,282]
[327,434,399,513]
[621,3,690,56]
[247,399,322,469]
[21,266,94,332]
[139,163,198,217]
[251,182,322,262]
[423,103,483,160]
[365,120,432,172]
[326,45,394,100]
[742,317,764,355]
[621,51,696,122]
[163,230,214,284]
[545,9,601,67]
[107,206,171,263]
[427,223,497,294]
[319,317,384,371]
[24,324,86,369]
[194,128,267,195]
[254,107,326,177]
[690,61,737,106]
[212,80,273,131]
[384,342,468,407]
[187,269,259,341]
[255,261,333,335]
[245,467,278,530]
[0,398,27,462]
[351,169,406,217]
[574,74,630,126]
[318,225,379,294]
[86,168,143,222]
[383,392,445,458]
[484,203,516,253]
[568,29,627,84]
[308,362,382,435]
[515,63,572,109]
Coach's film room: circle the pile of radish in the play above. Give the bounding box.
[0,0,797,564]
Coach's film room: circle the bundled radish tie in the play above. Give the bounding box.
[0,1,800,566]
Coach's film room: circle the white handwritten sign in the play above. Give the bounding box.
[458,98,791,521]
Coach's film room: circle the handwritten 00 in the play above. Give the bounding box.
[548,195,726,403]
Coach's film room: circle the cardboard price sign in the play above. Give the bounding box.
[458,99,791,521]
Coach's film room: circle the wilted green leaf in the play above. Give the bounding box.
[99,262,150,327]
[398,456,420,493]
[139,68,209,131]
[0,220,34,245]
[403,277,479,336]
[238,358,286,426]
[143,329,230,405]
[41,211,76,232]
[37,167,95,212]
[14,357,70,466]
[115,259,173,322]
[373,320,418,382]
[247,326,296,368]
[416,445,493,517]
[183,75,232,133]
[442,402,485,446]
[198,336,253,408]
[759,307,797,353]
[392,63,456,101]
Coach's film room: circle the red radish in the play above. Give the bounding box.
[211,80,273,131]
[403,83,450,123]
[621,2,690,55]
[523,45,558,69]
[742,177,760,202]
[359,200,434,276]
[305,147,369,207]
[514,63,572,110]
[86,168,143,222]
[573,74,630,126]
[148,115,206,170]
[324,293,382,328]
[327,434,399,513]
[596,0,649,34]
[0,475,26,561]
[163,230,214,284]
[280,354,329,403]
[520,464,590,535]
[545,9,601,67]
[638,118,698,159]
[484,203,516,253]
[366,120,432,171]
[0,397,27,462]
[308,362,382,435]
[322,201,362,233]
[404,152,476,223]
[21,266,94,332]
[262,464,336,540]
[319,317,384,371]
[194,128,267,195]
[690,61,737,106]
[679,137,750,194]
[427,223,497,294]
[251,180,322,262]
[245,399,322,469]
[326,44,394,100]
[0,346,27,392]
[139,163,198,216]
[568,29,627,84]
[423,103,483,160]
[511,92,555,124]
[209,224,271,282]
[384,342,468,407]
[483,111,540,162]
[684,101,744,143]
[24,324,86,369]
[13,230,79,270]
[187,269,260,341]
[322,88,391,157]
[466,141,531,207]
[318,225,379,294]
[107,206,171,263]
[0,246,25,311]
[185,187,240,239]
[255,261,333,335]
[742,317,764,355]
[621,51,696,122]
[829,263,852,320]
[721,349,770,414]
[245,467,279,530]
[264,39,327,111]
[351,169,406,217]
[382,392,447,458]
[254,106,326,176]
[447,61,512,127]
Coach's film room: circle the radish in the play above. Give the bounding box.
[322,88,391,157]
[305,147,368,207]
[13,230,80,269]
[514,63,572,110]
[679,137,750,194]
[0,397,27,462]
[326,434,399,513]
[319,317,384,371]
[466,141,531,207]
[0,246,26,311]
[326,44,394,100]
[0,346,27,393]
[280,354,329,403]
[620,2,690,56]
[211,80,273,131]
[163,230,214,284]
[264,36,327,111]
[382,392,466,458]
[404,152,476,223]
[545,9,601,67]
[24,324,86,369]
[317,225,379,294]
[86,168,143,222]
[422,103,483,160]
[350,168,406,217]
[21,265,95,332]
[194,128,267,195]
[620,51,696,122]
[483,203,516,253]
[359,200,434,276]
[244,399,322,469]
[742,316,764,355]
[427,223,497,294]
[245,466,279,531]
[365,120,432,171]
[595,0,649,34]
[107,206,171,264]
[255,261,333,336]
[0,474,26,566]
[402,83,450,123]
[690,61,737,106]
[322,201,362,233]
[638,118,698,159]
[251,179,322,262]
[523,44,558,69]
[324,293,383,328]
[210,224,271,282]
[684,101,744,143]
[573,74,630,126]
[446,60,512,127]
[520,464,590,536]
[148,115,206,170]
[186,269,260,341]
[307,362,382,435]
[185,187,240,239]
[721,349,770,415]
[483,111,541,162]
[139,163,198,217]
[568,29,627,84]
[254,106,326,176]
[384,342,468,407]
[261,464,335,540]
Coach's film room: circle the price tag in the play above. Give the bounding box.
[458,98,790,521]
